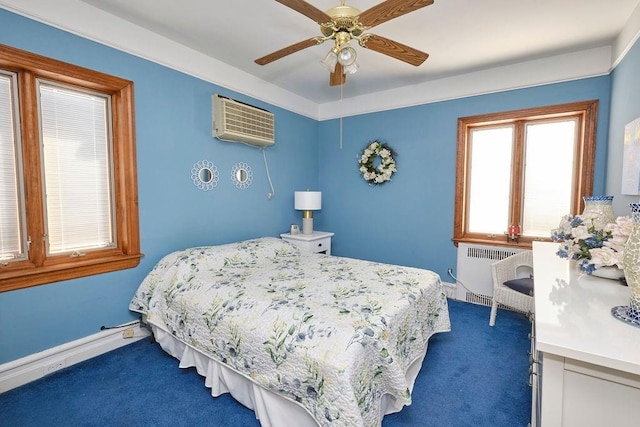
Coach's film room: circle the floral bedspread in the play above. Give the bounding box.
[130,237,450,426]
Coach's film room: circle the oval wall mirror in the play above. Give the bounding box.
[199,168,213,183]
[191,160,219,191]
[231,162,252,189]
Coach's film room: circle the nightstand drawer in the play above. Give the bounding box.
[308,237,331,253]
[280,231,334,255]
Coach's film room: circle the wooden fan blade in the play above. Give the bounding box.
[329,63,346,86]
[275,0,332,24]
[358,0,434,28]
[255,37,321,65]
[361,34,428,66]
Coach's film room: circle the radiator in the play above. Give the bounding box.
[455,243,522,306]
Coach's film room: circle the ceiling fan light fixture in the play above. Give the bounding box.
[337,45,357,66]
[320,50,338,73]
[343,61,359,75]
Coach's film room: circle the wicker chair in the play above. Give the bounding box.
[489,250,534,326]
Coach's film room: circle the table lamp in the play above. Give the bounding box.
[294,190,322,235]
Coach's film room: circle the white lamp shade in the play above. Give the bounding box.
[294,191,322,210]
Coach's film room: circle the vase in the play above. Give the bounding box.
[582,195,616,229]
[611,203,640,327]
[592,266,625,280]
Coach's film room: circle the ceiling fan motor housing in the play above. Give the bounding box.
[326,5,361,19]
[322,6,364,39]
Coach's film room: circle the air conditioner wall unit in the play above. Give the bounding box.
[212,94,275,147]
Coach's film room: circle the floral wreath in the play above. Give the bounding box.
[358,140,397,185]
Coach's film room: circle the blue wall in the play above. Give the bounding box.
[318,79,611,279]
[607,33,640,213]
[0,10,319,363]
[0,8,627,364]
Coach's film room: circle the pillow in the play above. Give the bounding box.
[503,277,534,296]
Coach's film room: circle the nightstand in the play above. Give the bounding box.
[280,231,334,255]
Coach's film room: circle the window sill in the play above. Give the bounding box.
[452,236,551,249]
[0,253,143,293]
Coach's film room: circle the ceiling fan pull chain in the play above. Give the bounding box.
[340,83,343,150]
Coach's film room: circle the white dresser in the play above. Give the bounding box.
[532,242,640,426]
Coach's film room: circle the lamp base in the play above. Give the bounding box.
[302,218,314,235]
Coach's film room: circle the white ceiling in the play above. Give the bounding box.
[3,0,640,119]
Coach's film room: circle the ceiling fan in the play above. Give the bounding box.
[255,0,433,86]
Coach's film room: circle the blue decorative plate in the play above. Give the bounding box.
[611,305,640,328]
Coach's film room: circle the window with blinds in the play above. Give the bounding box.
[453,101,598,248]
[38,82,116,255]
[0,72,26,262]
[0,43,141,292]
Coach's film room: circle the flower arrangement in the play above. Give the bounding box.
[551,214,632,274]
[358,140,397,185]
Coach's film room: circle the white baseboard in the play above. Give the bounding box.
[0,321,151,393]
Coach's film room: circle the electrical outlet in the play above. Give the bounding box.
[44,360,65,375]
[122,328,135,339]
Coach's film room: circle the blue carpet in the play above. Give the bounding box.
[0,300,531,426]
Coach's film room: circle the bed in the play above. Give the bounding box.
[129,237,450,426]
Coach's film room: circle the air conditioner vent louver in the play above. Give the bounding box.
[213,94,274,147]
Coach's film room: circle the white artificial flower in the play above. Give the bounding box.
[557,214,572,228]
[604,238,626,255]
[554,214,575,236]
[613,216,633,238]
[589,246,622,268]
[571,225,591,240]
[359,166,367,173]
[380,149,390,158]
[569,241,583,255]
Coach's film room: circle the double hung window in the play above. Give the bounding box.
[453,101,598,248]
[0,44,141,292]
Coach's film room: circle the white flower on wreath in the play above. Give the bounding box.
[358,140,397,185]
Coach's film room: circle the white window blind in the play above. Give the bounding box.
[522,119,577,237]
[467,126,513,234]
[38,82,116,255]
[0,73,25,261]
[465,119,577,238]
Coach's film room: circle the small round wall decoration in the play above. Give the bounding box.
[191,160,219,191]
[231,162,253,189]
[358,140,397,185]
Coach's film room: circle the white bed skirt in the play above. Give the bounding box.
[152,326,429,427]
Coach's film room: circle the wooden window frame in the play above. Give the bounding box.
[0,43,142,292]
[453,100,598,249]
